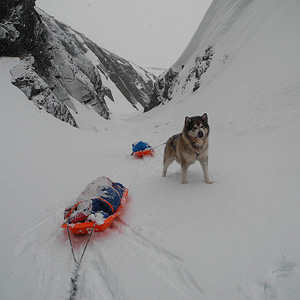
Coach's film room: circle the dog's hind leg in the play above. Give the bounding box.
[162,156,174,177]
[199,156,212,184]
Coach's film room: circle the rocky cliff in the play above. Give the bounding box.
[149,45,214,110]
[0,0,156,127]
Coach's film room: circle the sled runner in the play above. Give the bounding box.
[61,177,128,235]
[131,141,154,157]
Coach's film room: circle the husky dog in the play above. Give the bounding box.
[162,114,212,184]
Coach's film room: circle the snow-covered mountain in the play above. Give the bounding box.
[152,0,300,108]
[0,1,156,127]
[1,0,300,300]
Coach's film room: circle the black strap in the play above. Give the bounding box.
[170,134,181,151]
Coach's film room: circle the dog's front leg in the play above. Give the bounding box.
[181,163,190,184]
[199,156,212,184]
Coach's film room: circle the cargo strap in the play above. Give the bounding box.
[96,197,115,214]
[65,202,83,220]
[67,223,96,300]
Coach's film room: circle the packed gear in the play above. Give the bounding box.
[131,141,154,157]
[61,176,128,234]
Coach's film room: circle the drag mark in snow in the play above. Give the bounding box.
[117,217,183,263]
[116,217,204,298]
[76,242,126,300]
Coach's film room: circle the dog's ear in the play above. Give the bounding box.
[185,116,191,126]
[201,113,208,123]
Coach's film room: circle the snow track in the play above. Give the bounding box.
[73,219,204,300]
[116,218,204,298]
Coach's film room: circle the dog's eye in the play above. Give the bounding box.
[193,126,198,131]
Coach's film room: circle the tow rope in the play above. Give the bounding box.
[67,223,96,300]
[152,141,167,149]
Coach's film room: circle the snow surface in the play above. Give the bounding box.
[1,0,300,299]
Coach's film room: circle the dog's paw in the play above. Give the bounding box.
[205,179,213,184]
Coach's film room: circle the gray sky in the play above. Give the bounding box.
[36,0,212,68]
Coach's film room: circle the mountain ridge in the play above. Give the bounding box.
[0,1,157,127]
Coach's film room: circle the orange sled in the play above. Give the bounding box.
[61,188,128,235]
[133,149,154,158]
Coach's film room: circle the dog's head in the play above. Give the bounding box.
[184,114,210,141]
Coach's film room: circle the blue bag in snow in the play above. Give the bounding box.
[92,182,125,217]
[132,141,151,153]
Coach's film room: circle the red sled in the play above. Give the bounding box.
[61,188,128,235]
[133,149,154,158]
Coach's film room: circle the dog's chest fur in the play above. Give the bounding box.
[175,133,208,164]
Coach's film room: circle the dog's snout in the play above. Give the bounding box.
[198,131,204,138]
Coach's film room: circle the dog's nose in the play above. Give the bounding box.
[198,131,204,138]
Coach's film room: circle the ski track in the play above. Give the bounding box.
[67,234,123,300]
[13,210,71,300]
[116,218,204,298]
[79,257,120,300]
[74,217,203,300]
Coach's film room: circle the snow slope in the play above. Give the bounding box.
[1,0,300,299]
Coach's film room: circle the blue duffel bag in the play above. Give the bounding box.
[91,182,125,217]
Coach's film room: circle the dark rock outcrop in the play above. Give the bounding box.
[0,0,39,56]
[182,45,214,92]
[149,45,214,109]
[145,68,178,111]
[0,0,157,127]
